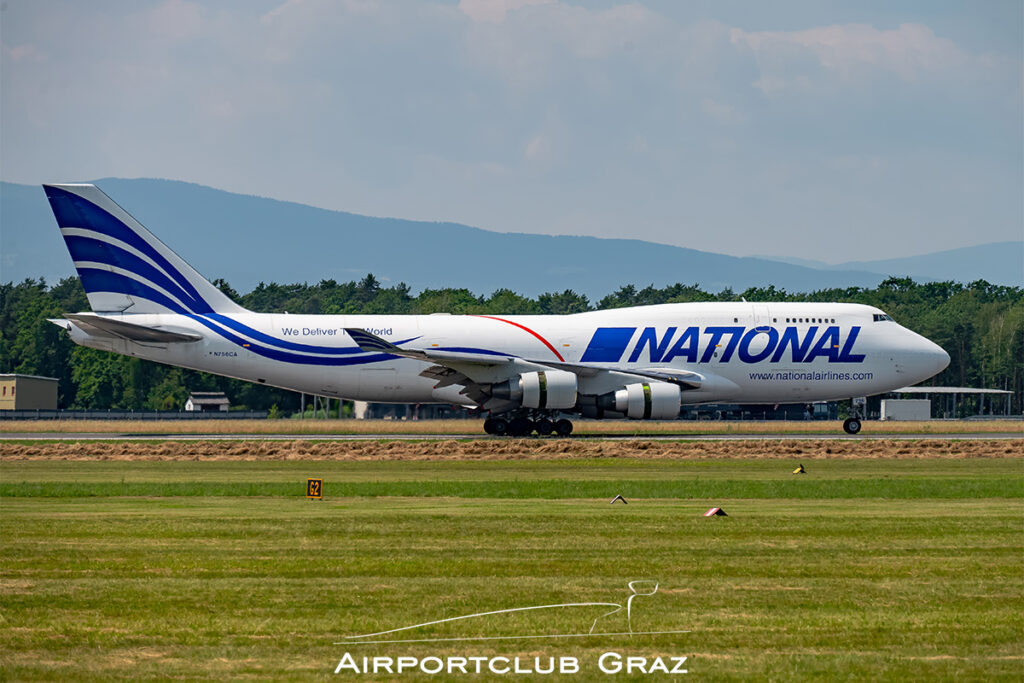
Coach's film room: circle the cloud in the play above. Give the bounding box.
[731,23,990,87]
[1,2,1019,263]
[458,0,554,24]
[144,0,205,42]
[3,43,43,63]
[700,98,744,125]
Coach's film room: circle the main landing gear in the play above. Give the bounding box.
[483,412,574,437]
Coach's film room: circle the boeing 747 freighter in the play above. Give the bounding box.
[44,184,950,435]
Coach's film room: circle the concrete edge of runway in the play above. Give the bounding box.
[1,433,1021,441]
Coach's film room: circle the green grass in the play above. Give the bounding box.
[3,459,1021,500]
[1,458,1022,681]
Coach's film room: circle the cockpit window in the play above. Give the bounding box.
[873,313,894,322]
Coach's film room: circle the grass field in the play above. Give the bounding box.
[2,454,1022,680]
[1,418,1020,435]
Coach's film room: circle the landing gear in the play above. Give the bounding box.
[508,417,535,437]
[483,412,573,437]
[483,417,508,436]
[843,397,866,435]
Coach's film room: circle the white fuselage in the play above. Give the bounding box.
[68,301,949,407]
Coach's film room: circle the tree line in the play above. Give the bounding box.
[1,274,1020,415]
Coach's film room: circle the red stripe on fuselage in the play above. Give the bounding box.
[472,315,566,362]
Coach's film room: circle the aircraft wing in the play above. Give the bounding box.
[344,328,704,404]
[344,328,518,365]
[52,314,203,343]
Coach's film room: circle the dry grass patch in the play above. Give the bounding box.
[1,438,1020,462]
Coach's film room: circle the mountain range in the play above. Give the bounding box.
[2,178,1020,300]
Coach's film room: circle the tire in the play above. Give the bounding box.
[536,418,555,436]
[483,418,497,435]
[843,418,862,435]
[554,418,574,437]
[508,417,534,437]
[489,418,508,436]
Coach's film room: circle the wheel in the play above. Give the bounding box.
[843,418,862,435]
[483,418,497,435]
[489,418,508,436]
[536,418,554,436]
[508,417,535,437]
[554,418,574,437]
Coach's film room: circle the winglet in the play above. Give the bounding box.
[344,328,401,354]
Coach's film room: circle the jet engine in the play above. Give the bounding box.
[491,370,578,409]
[611,382,682,419]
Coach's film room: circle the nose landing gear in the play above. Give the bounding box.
[843,397,866,434]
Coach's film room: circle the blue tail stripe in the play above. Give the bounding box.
[78,264,385,355]
[77,270,408,366]
[45,186,210,309]
[70,241,423,356]
[65,235,213,315]
[78,268,192,315]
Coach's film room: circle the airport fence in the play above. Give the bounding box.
[0,409,269,421]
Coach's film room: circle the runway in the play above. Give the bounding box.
[1,432,1020,441]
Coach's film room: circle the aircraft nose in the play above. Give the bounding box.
[904,332,950,381]
[932,344,951,375]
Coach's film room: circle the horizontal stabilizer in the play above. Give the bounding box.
[54,314,202,343]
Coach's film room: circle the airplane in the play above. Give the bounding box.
[43,183,950,436]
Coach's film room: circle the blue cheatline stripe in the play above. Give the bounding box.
[183,314,402,367]
[74,270,430,367]
[65,235,213,314]
[204,313,424,355]
[46,186,210,309]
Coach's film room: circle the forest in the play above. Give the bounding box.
[1,274,1020,415]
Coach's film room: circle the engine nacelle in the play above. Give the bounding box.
[613,382,681,420]
[492,370,578,410]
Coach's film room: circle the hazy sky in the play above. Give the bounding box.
[2,0,1021,263]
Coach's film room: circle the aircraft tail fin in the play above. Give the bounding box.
[43,183,247,315]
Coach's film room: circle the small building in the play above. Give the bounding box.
[0,374,59,410]
[881,399,931,421]
[890,386,1014,417]
[185,391,230,412]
